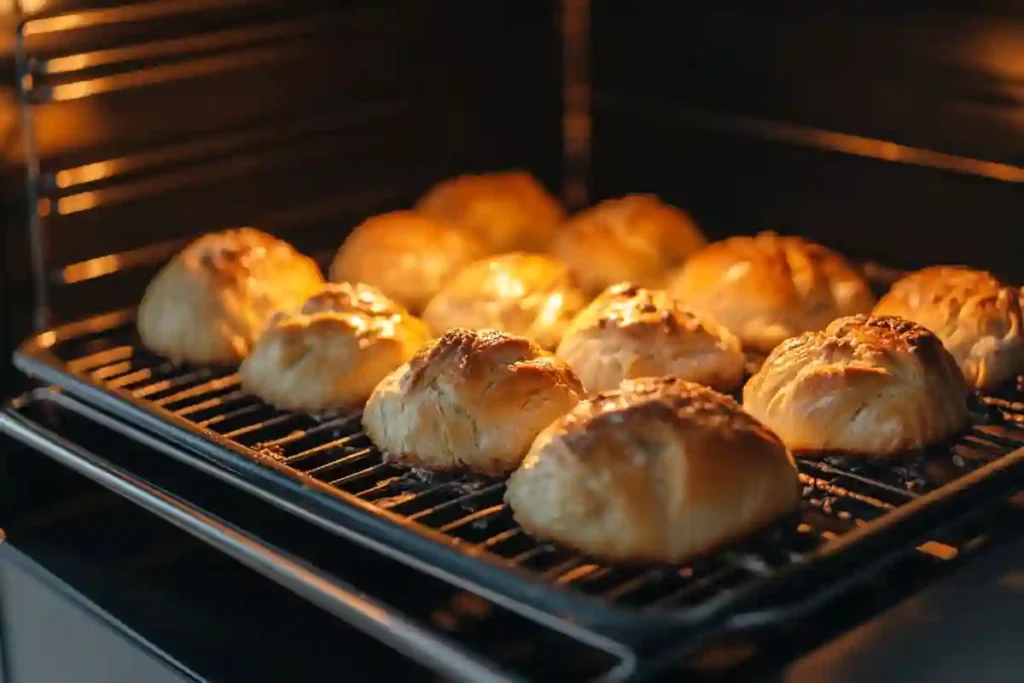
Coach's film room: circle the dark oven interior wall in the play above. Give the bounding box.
[11,0,562,332]
[590,3,1024,280]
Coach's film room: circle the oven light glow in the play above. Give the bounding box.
[56,192,98,214]
[45,53,92,75]
[23,12,86,36]
[61,254,123,284]
[56,161,116,188]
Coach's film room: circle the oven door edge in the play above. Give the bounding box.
[0,391,529,683]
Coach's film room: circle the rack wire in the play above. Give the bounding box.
[15,310,1024,640]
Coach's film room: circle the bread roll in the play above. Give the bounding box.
[363,329,583,476]
[552,194,707,296]
[873,266,1024,391]
[422,252,588,350]
[415,171,565,252]
[667,232,876,353]
[329,210,488,314]
[505,376,800,563]
[743,315,969,455]
[239,283,431,412]
[556,284,744,392]
[137,228,324,365]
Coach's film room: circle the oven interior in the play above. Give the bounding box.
[4,3,1022,352]
[2,1,1024,679]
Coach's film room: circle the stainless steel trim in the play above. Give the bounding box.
[561,0,591,209]
[14,15,51,331]
[0,398,527,683]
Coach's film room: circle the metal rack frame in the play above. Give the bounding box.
[13,310,1024,651]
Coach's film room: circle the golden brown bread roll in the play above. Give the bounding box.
[873,266,1024,391]
[743,315,970,455]
[415,171,565,252]
[239,283,431,412]
[329,210,488,314]
[137,228,325,365]
[363,328,583,476]
[552,194,707,296]
[667,232,876,353]
[421,252,588,350]
[556,284,744,392]
[505,376,800,563]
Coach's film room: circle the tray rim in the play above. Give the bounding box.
[13,309,1024,646]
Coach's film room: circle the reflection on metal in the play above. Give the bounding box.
[48,129,372,215]
[43,19,316,75]
[46,100,405,195]
[51,189,398,287]
[58,239,188,285]
[55,192,97,213]
[22,0,257,37]
[55,161,113,188]
[598,94,1024,183]
[47,46,296,101]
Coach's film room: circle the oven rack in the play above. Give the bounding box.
[14,309,1024,646]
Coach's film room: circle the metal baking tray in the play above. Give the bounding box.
[13,308,1024,646]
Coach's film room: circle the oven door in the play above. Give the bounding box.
[0,389,631,683]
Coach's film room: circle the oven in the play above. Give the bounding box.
[2,1,1024,681]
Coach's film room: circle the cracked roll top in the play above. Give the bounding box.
[556,283,744,392]
[553,194,707,296]
[422,252,588,350]
[743,315,970,455]
[137,228,325,365]
[505,377,800,563]
[329,210,489,314]
[873,266,1024,391]
[667,232,876,353]
[362,328,584,476]
[239,282,431,412]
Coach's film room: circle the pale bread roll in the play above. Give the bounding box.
[556,283,744,392]
[873,266,1024,391]
[137,228,324,365]
[416,171,565,252]
[239,283,431,412]
[667,232,875,353]
[743,315,970,455]
[552,194,707,296]
[329,210,488,314]
[363,329,583,476]
[505,376,800,563]
[422,252,588,350]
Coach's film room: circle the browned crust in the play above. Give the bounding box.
[403,328,544,392]
[559,376,779,449]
